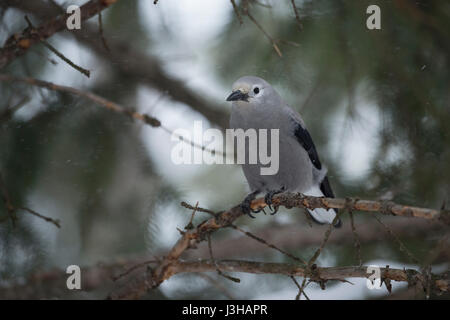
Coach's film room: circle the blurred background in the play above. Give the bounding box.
[0,0,449,299]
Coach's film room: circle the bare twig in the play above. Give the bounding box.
[230,224,308,265]
[290,276,310,300]
[18,206,60,228]
[290,0,303,31]
[230,0,243,25]
[349,211,362,267]
[181,201,307,265]
[372,214,420,265]
[207,233,241,283]
[0,0,118,69]
[8,0,229,129]
[25,14,90,77]
[243,5,282,57]
[0,171,60,228]
[184,201,198,230]
[0,74,225,158]
[308,212,342,266]
[98,11,110,51]
[181,201,216,215]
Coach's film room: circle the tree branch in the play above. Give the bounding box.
[2,258,448,299]
[108,191,449,299]
[0,171,60,228]
[3,0,229,129]
[0,0,118,69]
[167,260,449,294]
[0,74,223,158]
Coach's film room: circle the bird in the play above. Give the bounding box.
[226,75,341,227]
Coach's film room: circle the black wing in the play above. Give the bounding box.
[293,120,341,226]
[293,121,323,171]
[293,122,334,197]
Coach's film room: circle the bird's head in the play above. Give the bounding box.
[226,76,276,108]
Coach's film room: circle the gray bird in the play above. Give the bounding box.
[226,75,341,227]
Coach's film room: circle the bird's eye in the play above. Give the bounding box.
[253,87,260,94]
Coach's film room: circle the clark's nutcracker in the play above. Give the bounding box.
[226,76,341,227]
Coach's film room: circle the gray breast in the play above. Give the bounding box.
[230,104,314,193]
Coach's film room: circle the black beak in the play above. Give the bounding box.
[226,90,249,102]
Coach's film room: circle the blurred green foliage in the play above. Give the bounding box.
[0,0,448,299]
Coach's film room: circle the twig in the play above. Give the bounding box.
[243,6,282,57]
[230,0,243,25]
[372,214,420,265]
[18,206,60,228]
[30,48,58,65]
[0,171,60,228]
[7,0,229,129]
[308,212,343,266]
[181,201,216,215]
[98,11,110,51]
[0,74,225,158]
[290,0,303,31]
[189,218,445,259]
[349,211,362,267]
[24,16,90,77]
[207,233,241,283]
[0,0,118,69]
[290,276,309,300]
[230,224,307,265]
[181,201,307,265]
[184,201,198,230]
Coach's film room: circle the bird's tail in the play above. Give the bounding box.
[305,186,341,228]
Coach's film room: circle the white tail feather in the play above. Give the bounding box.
[304,186,337,225]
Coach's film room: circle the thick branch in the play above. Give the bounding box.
[109,192,448,299]
[169,260,449,293]
[2,258,448,299]
[108,259,449,299]
[0,0,118,69]
[262,192,449,223]
[3,0,229,128]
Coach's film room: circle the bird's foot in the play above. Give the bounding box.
[240,190,261,218]
[264,187,285,215]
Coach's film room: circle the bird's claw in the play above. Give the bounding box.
[241,190,260,218]
[264,187,285,215]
